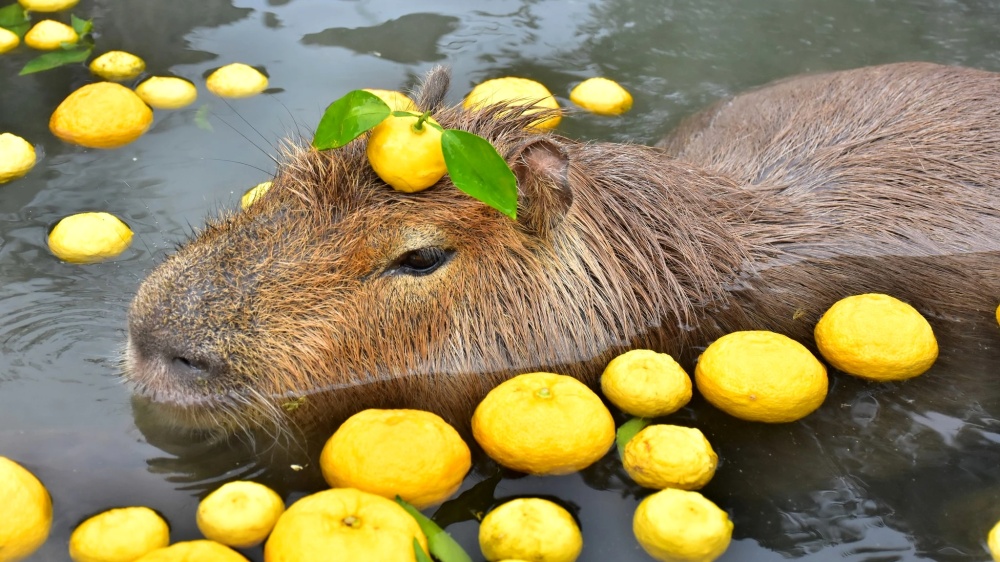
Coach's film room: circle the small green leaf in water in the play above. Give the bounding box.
[616,417,652,459]
[396,496,473,562]
[413,538,433,562]
[19,46,91,75]
[313,90,391,150]
[70,13,91,36]
[194,104,214,132]
[441,129,517,220]
[0,3,29,36]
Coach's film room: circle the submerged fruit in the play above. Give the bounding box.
[48,212,133,263]
[18,0,79,11]
[69,506,169,562]
[0,133,36,184]
[0,28,20,54]
[366,114,446,193]
[197,481,284,548]
[623,425,717,491]
[463,76,561,130]
[633,488,732,562]
[135,76,198,109]
[601,349,692,418]
[23,19,77,50]
[133,540,247,562]
[0,456,52,562]
[206,63,268,98]
[479,498,582,562]
[50,82,153,149]
[570,77,633,115]
[89,51,146,81]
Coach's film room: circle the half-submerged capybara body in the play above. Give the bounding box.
[125,62,1000,435]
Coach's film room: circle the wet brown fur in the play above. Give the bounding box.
[125,62,1000,437]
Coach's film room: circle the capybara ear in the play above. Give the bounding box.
[415,66,451,112]
[512,137,573,235]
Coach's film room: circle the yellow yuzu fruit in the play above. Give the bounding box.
[0,457,52,562]
[241,181,272,209]
[570,77,633,115]
[363,88,417,111]
[472,372,615,475]
[0,28,19,54]
[814,293,938,381]
[263,488,427,562]
[366,113,446,193]
[50,82,153,149]
[206,63,268,98]
[996,303,1000,326]
[320,409,471,509]
[69,506,169,562]
[988,519,1000,562]
[135,77,198,110]
[633,488,732,562]
[623,425,717,491]
[694,330,828,423]
[48,212,133,264]
[133,540,248,562]
[0,133,36,184]
[463,76,561,130]
[479,498,582,562]
[89,51,146,81]
[18,0,79,11]
[196,481,284,548]
[23,19,77,50]
[601,349,692,418]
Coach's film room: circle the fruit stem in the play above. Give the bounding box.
[343,515,360,528]
[535,387,552,399]
[413,111,432,131]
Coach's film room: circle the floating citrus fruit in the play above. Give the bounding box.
[206,63,268,98]
[0,133,36,184]
[48,212,133,264]
[479,498,582,562]
[134,76,198,110]
[133,540,247,562]
[814,293,938,381]
[69,506,169,562]
[633,488,732,562]
[320,409,471,509]
[18,0,79,11]
[23,19,77,50]
[196,481,284,548]
[623,424,717,490]
[989,519,1000,562]
[366,113,446,193]
[472,372,615,475]
[463,77,561,130]
[364,89,417,111]
[570,77,633,116]
[89,51,145,81]
[50,82,153,149]
[694,330,827,423]
[241,181,272,209]
[0,457,52,562]
[0,28,19,54]
[601,349,692,418]
[264,488,427,562]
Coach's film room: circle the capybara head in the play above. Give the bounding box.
[125,67,758,435]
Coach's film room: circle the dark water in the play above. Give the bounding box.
[2,1,1000,560]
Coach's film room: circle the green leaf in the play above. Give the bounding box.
[616,417,652,458]
[413,538,433,562]
[312,89,390,150]
[19,46,91,75]
[194,104,214,132]
[396,496,473,562]
[0,3,26,28]
[70,13,91,36]
[441,129,518,220]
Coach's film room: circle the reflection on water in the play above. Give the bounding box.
[2,0,1000,560]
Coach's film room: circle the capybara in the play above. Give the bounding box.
[125,62,1000,436]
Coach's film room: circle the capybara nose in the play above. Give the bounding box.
[127,322,231,385]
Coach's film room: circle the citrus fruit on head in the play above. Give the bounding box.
[206,63,269,98]
[0,133,36,184]
[472,372,615,475]
[479,498,582,562]
[463,76,561,130]
[48,212,133,264]
[988,519,1000,562]
[319,408,471,509]
[69,506,169,562]
[366,113,446,193]
[0,457,52,562]
[133,540,248,562]
[694,330,828,423]
[569,77,633,116]
[601,349,692,418]
[50,82,153,149]
[89,51,146,81]
[241,181,272,209]
[18,0,79,11]
[24,19,77,50]
[814,293,938,381]
[633,488,732,562]
[134,76,198,110]
[263,488,427,562]
[0,28,19,54]
[196,481,284,548]
[623,424,718,491]
[363,88,418,112]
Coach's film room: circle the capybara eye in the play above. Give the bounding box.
[385,247,454,277]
